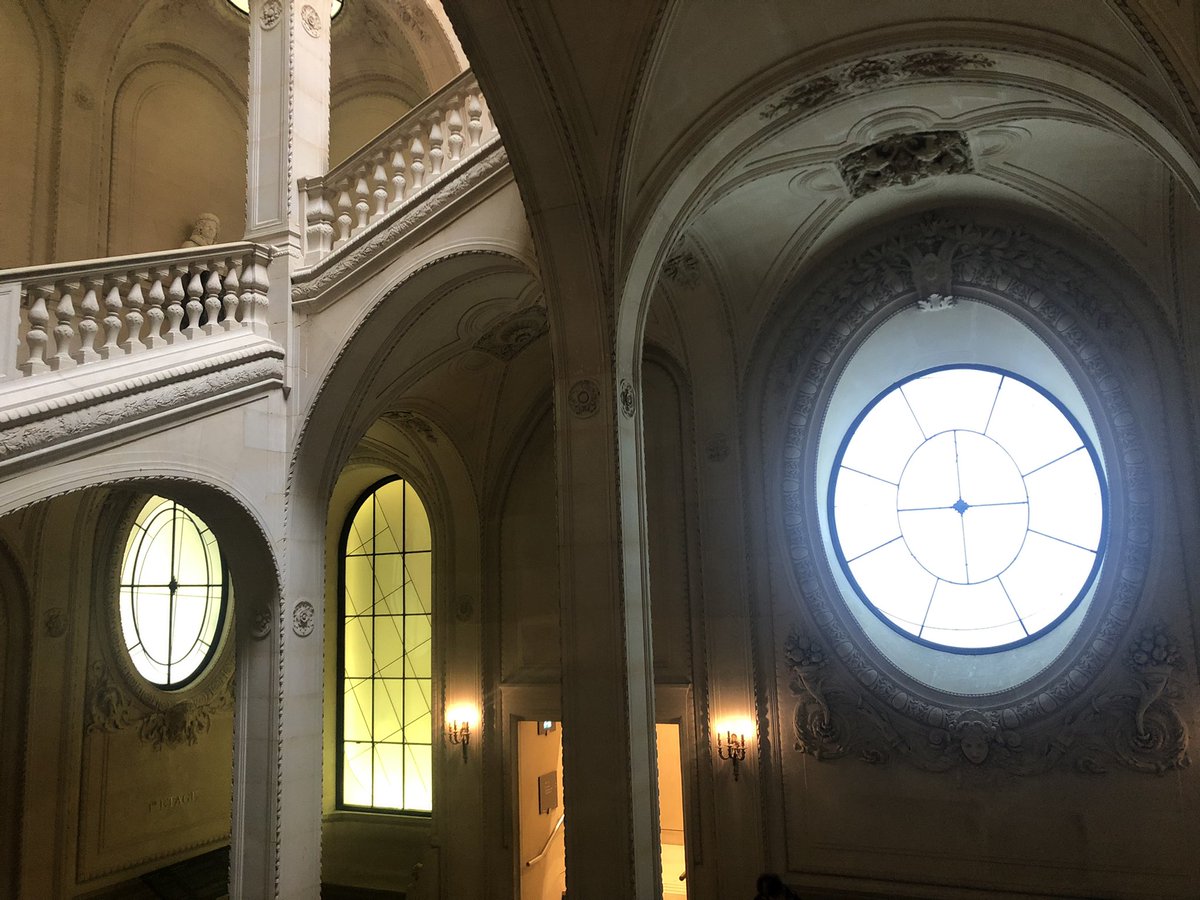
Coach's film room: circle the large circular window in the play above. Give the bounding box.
[829,365,1107,653]
[118,496,228,689]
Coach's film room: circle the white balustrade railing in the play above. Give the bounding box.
[298,69,497,267]
[0,242,272,380]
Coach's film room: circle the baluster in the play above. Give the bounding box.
[240,256,271,337]
[144,270,167,349]
[304,180,334,261]
[467,94,484,148]
[203,269,223,336]
[428,121,444,176]
[353,173,370,235]
[100,278,125,359]
[75,276,103,365]
[446,103,464,162]
[371,156,389,223]
[184,268,205,340]
[389,147,408,208]
[409,135,426,191]
[20,284,52,375]
[49,281,77,370]
[163,269,185,344]
[122,274,146,354]
[335,188,353,248]
[222,261,241,330]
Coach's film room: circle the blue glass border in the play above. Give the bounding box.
[826,363,1110,655]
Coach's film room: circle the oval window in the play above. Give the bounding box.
[829,365,1107,653]
[119,496,228,688]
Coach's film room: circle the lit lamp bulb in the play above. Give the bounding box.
[446,703,479,762]
[714,717,753,781]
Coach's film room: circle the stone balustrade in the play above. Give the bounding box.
[298,69,497,267]
[0,242,272,380]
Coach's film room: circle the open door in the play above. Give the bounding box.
[518,720,565,900]
[657,723,687,896]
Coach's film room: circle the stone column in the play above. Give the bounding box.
[235,2,331,897]
[550,255,660,898]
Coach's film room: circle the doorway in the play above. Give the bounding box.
[516,720,688,899]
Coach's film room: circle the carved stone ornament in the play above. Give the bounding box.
[473,304,549,361]
[382,410,438,443]
[662,249,701,288]
[260,0,282,29]
[838,130,973,198]
[43,607,67,638]
[785,625,1189,775]
[619,379,636,418]
[455,594,474,623]
[86,661,137,735]
[762,51,995,120]
[140,678,233,750]
[300,3,321,37]
[706,433,730,462]
[772,212,1151,767]
[568,379,600,418]
[250,606,272,640]
[292,599,316,637]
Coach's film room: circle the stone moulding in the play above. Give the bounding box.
[0,338,284,474]
[772,213,1154,769]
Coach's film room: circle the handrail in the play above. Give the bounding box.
[296,69,499,268]
[524,813,565,867]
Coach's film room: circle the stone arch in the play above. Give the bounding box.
[0,533,31,898]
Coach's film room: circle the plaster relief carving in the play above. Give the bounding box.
[72,87,95,110]
[250,606,272,640]
[473,304,548,361]
[455,595,474,622]
[662,249,701,288]
[181,213,220,248]
[140,679,232,750]
[567,380,600,418]
[260,0,282,29]
[300,4,321,37]
[619,379,636,418]
[292,599,315,637]
[838,130,973,198]
[43,606,67,637]
[763,51,994,120]
[906,241,959,310]
[382,410,438,443]
[706,433,730,462]
[86,661,137,735]
[784,624,1190,775]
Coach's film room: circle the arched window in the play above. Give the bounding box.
[119,496,228,689]
[338,478,433,812]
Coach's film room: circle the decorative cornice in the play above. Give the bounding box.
[291,140,509,302]
[0,344,284,472]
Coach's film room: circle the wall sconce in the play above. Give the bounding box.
[714,717,753,781]
[446,703,479,763]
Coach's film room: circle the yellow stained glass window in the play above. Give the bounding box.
[119,496,227,688]
[340,478,433,812]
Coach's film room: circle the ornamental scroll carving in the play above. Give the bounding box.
[762,51,995,120]
[86,661,234,750]
[838,130,973,198]
[473,304,548,361]
[568,380,600,418]
[785,626,1189,775]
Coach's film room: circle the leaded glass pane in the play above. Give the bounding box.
[830,366,1105,653]
[340,479,435,811]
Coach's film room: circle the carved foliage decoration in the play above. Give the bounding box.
[382,410,439,444]
[473,304,548,361]
[838,130,973,198]
[773,213,1150,758]
[86,661,234,750]
[292,599,315,637]
[762,51,995,120]
[260,0,282,29]
[619,379,636,418]
[785,626,1189,775]
[300,4,321,37]
[568,380,600,418]
[662,249,701,288]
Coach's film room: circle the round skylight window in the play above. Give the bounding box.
[119,496,228,688]
[828,365,1107,653]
